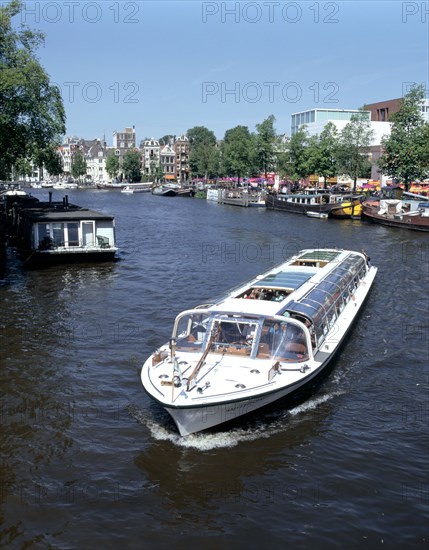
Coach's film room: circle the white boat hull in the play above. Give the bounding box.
[162,364,325,436]
[141,249,377,436]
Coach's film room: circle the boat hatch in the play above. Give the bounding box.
[298,250,341,262]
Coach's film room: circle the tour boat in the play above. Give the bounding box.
[141,248,377,436]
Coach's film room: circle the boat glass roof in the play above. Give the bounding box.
[254,270,314,290]
[298,250,341,261]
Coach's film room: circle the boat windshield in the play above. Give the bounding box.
[175,311,211,352]
[209,319,258,357]
[174,311,309,362]
[257,319,309,362]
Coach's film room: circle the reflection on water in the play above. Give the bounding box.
[1,190,428,548]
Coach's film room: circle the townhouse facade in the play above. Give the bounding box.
[160,143,176,180]
[174,134,190,183]
[141,138,160,177]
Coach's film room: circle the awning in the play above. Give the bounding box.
[165,175,176,180]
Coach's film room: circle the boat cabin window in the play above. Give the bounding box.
[283,252,368,349]
[238,287,290,301]
[37,221,80,248]
[209,320,257,356]
[258,320,308,362]
[175,312,210,352]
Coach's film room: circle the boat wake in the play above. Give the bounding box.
[128,391,344,451]
[287,390,344,417]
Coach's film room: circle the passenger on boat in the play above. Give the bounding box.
[361,249,370,266]
[245,289,260,299]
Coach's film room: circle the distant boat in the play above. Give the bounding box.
[362,199,429,232]
[306,211,328,219]
[96,182,126,190]
[152,185,177,197]
[266,191,362,218]
[121,183,153,194]
[220,188,266,207]
[175,187,195,197]
[53,182,78,190]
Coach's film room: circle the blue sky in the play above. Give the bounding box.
[13,0,429,144]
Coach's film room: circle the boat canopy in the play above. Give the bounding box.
[282,252,367,345]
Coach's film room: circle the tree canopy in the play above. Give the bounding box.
[106,154,120,181]
[187,126,218,180]
[280,126,310,183]
[222,125,253,182]
[122,150,141,182]
[338,111,374,191]
[0,0,66,179]
[254,115,277,179]
[305,122,339,188]
[71,151,86,181]
[378,84,429,190]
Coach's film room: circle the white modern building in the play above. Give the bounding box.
[290,108,391,146]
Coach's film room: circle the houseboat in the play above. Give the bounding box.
[141,248,377,436]
[5,194,118,266]
[266,191,362,218]
[361,199,429,232]
[220,188,266,207]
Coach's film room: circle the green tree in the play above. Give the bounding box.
[71,151,87,181]
[152,163,164,183]
[280,126,310,185]
[306,122,339,188]
[338,111,374,192]
[378,84,429,190]
[35,144,63,177]
[122,150,141,182]
[222,125,253,183]
[0,0,66,179]
[14,157,32,180]
[187,126,218,181]
[254,115,277,180]
[106,154,120,181]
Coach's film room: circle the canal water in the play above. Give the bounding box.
[1,189,428,549]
